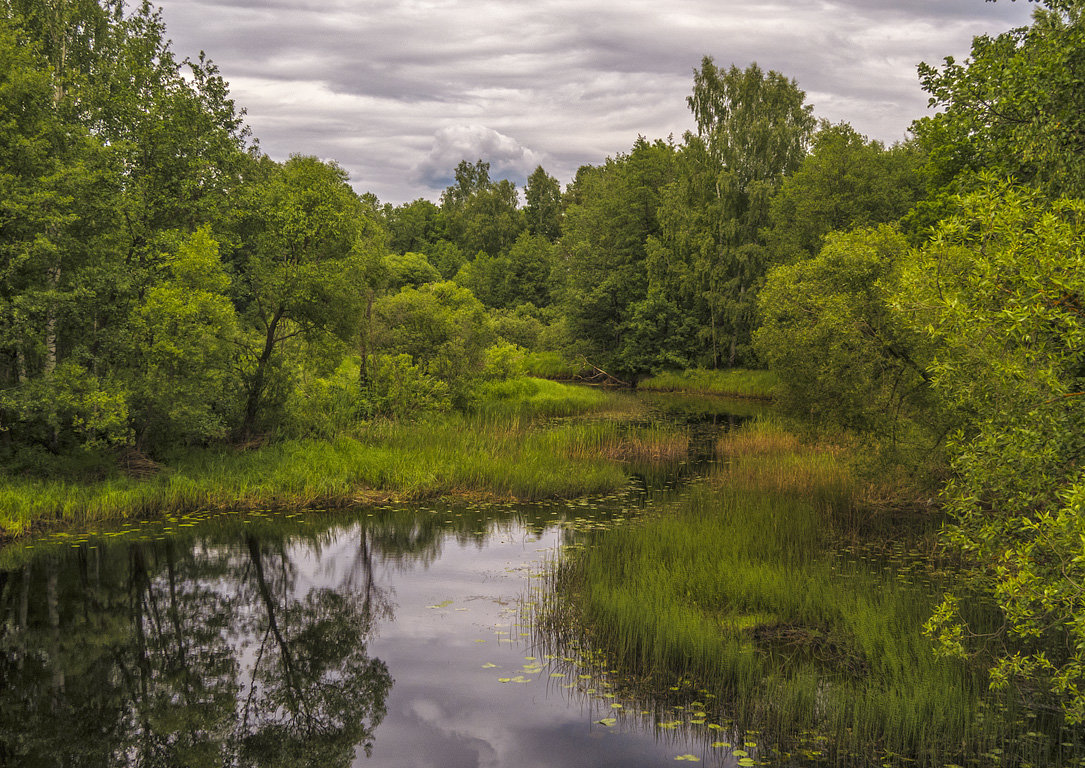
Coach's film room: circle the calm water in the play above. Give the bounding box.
[0,494,748,768]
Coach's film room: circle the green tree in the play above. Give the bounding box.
[371,280,495,406]
[231,156,384,436]
[655,58,815,367]
[897,179,1085,721]
[559,137,678,375]
[756,226,939,443]
[382,197,445,255]
[764,122,927,263]
[914,1,1085,199]
[523,165,562,241]
[125,227,240,450]
[440,159,524,259]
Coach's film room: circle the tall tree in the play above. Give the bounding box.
[657,58,815,367]
[231,156,384,436]
[523,165,562,241]
[440,159,523,259]
[764,122,927,263]
[559,137,678,375]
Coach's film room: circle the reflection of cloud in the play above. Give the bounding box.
[155,0,1036,203]
[413,125,545,189]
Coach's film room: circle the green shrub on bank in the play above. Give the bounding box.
[638,368,778,398]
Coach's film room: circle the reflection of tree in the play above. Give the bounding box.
[237,535,391,766]
[0,523,393,768]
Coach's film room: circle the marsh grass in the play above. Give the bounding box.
[638,368,780,399]
[473,376,615,418]
[0,384,684,540]
[549,417,1014,765]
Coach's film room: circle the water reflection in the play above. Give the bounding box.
[0,525,392,767]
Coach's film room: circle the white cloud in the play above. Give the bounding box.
[412,125,545,189]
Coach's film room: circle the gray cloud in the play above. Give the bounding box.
[158,0,1036,203]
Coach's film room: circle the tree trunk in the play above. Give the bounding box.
[241,307,284,438]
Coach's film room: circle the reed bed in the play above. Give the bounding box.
[521,351,583,379]
[473,376,615,418]
[550,417,1007,765]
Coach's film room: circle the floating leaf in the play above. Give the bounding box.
[427,600,454,609]
[674,755,700,762]
[596,717,617,727]
[481,663,497,669]
[710,741,729,748]
[610,703,623,709]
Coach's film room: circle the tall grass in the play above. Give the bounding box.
[549,417,1005,764]
[639,368,779,399]
[521,351,583,379]
[473,376,613,418]
[0,398,687,540]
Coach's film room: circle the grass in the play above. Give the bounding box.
[473,375,614,418]
[638,368,779,399]
[521,351,583,379]
[0,380,685,540]
[547,416,1011,765]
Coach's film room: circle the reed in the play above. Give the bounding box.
[0,400,685,539]
[550,418,1002,764]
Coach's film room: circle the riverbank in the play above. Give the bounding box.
[546,416,1054,765]
[0,379,687,542]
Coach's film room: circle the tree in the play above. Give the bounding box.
[914,2,1085,199]
[125,228,241,450]
[371,281,496,406]
[523,165,562,241]
[558,137,678,375]
[231,156,384,436]
[440,159,524,259]
[755,226,940,444]
[764,122,927,263]
[897,178,1085,721]
[655,58,815,367]
[382,197,445,255]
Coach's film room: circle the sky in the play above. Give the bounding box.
[154,0,1037,205]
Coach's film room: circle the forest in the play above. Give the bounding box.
[2,0,1085,741]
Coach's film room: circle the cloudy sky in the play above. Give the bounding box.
[155,0,1035,204]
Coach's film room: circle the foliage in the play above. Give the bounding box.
[765,122,927,262]
[231,155,384,435]
[523,165,563,241]
[651,59,816,367]
[371,280,496,406]
[559,137,678,375]
[756,226,941,445]
[897,179,1085,720]
[382,250,441,290]
[637,368,779,399]
[914,3,1085,199]
[440,159,524,258]
[126,228,241,448]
